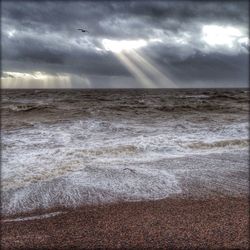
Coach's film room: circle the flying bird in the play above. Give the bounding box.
[77,28,88,33]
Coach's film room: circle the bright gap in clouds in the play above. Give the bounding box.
[202,25,246,48]
[102,39,148,53]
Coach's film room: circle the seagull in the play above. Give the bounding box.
[77,28,88,33]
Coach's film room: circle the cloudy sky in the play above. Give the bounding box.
[1,0,249,88]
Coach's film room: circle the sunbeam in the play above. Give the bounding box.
[116,52,156,88]
[1,72,92,89]
[1,72,72,88]
[102,38,177,88]
[127,50,176,88]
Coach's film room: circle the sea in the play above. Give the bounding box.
[1,89,249,216]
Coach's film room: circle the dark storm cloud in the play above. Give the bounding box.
[121,1,248,24]
[2,35,129,76]
[1,0,249,88]
[169,53,249,85]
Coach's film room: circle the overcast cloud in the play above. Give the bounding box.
[1,0,249,88]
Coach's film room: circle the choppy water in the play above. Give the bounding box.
[2,89,249,215]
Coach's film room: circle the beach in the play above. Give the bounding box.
[1,89,249,249]
[2,150,249,249]
[2,197,249,249]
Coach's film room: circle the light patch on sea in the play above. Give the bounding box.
[2,118,249,215]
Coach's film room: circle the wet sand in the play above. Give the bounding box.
[2,196,249,249]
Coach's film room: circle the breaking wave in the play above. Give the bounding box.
[187,139,249,150]
[68,145,139,157]
[7,103,53,112]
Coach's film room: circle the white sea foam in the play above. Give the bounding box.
[2,118,249,215]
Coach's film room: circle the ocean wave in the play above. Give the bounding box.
[2,167,181,215]
[73,145,139,157]
[7,103,52,112]
[187,139,249,150]
[155,101,247,112]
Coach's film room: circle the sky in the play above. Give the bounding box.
[1,0,249,88]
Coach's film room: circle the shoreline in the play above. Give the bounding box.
[2,196,249,249]
[2,149,249,218]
